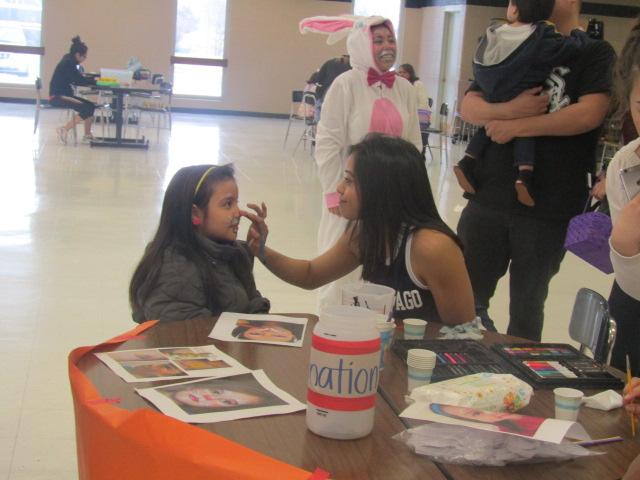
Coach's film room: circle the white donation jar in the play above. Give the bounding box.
[306,305,381,439]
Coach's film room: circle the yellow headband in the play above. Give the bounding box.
[193,166,217,197]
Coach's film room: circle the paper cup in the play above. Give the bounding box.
[407,365,434,392]
[553,387,584,421]
[342,282,396,318]
[376,317,396,370]
[403,318,427,340]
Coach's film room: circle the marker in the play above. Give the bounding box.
[444,352,457,364]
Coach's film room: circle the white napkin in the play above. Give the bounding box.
[582,390,623,411]
[438,317,484,340]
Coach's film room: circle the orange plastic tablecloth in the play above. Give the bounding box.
[69,321,326,480]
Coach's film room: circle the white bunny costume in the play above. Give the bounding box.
[300,15,422,308]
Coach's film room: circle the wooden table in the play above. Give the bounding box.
[377,321,640,480]
[78,316,640,479]
[78,316,446,480]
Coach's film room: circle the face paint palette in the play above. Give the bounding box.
[492,343,623,389]
[392,340,517,383]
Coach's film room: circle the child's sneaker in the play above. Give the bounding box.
[515,169,535,207]
[82,133,95,143]
[56,127,67,145]
[453,155,478,194]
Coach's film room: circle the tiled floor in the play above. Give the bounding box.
[0,103,614,478]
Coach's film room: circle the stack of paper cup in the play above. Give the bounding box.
[407,349,437,392]
[403,318,427,340]
[375,315,396,370]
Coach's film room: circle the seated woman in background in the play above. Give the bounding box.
[397,63,430,155]
[49,36,97,144]
[242,134,476,326]
[397,63,429,111]
[129,164,270,323]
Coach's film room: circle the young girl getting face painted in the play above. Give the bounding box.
[129,164,270,323]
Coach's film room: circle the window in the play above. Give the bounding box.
[172,0,228,97]
[0,0,43,85]
[353,0,402,38]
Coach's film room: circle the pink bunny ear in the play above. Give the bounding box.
[299,16,356,44]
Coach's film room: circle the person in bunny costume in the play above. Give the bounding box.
[300,15,422,308]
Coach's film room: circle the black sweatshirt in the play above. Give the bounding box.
[49,53,95,97]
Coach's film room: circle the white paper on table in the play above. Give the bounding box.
[400,402,589,443]
[136,370,306,423]
[209,313,308,347]
[95,345,250,383]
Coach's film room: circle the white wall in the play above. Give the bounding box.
[0,1,637,115]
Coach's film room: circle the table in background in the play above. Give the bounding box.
[89,83,161,149]
[377,322,640,480]
[78,316,446,480]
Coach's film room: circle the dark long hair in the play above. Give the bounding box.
[399,63,418,84]
[611,16,640,121]
[348,134,461,280]
[129,164,235,316]
[69,36,88,56]
[511,0,554,23]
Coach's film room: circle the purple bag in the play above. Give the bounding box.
[564,199,613,274]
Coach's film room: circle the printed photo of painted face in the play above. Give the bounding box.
[174,358,230,371]
[121,361,187,379]
[174,387,261,408]
[231,320,304,343]
[430,403,545,437]
[159,374,287,414]
[108,350,166,362]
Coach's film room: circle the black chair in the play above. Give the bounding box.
[568,288,617,365]
[421,102,449,164]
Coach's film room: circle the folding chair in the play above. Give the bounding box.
[568,288,617,365]
[293,91,317,155]
[34,77,78,144]
[283,90,315,149]
[124,83,173,143]
[421,102,449,164]
[74,85,113,138]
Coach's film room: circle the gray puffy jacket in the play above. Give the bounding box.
[132,236,270,323]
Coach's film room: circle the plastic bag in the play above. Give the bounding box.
[394,423,602,466]
[409,373,533,412]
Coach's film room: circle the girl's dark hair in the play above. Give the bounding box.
[69,36,88,56]
[511,0,555,23]
[399,63,418,84]
[348,133,462,280]
[129,164,236,317]
[611,16,640,121]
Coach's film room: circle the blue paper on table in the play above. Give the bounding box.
[564,211,613,274]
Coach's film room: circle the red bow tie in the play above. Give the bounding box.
[367,68,395,88]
